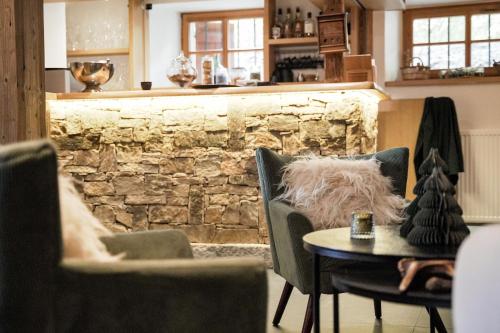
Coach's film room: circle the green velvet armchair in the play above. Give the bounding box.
[0,140,268,333]
[256,147,409,333]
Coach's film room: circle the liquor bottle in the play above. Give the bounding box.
[283,8,294,38]
[272,8,283,39]
[304,12,315,37]
[294,7,303,38]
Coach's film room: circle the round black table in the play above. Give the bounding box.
[303,225,467,333]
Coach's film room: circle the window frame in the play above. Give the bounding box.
[181,9,264,74]
[403,2,500,71]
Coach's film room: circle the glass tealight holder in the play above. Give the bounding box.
[350,211,375,240]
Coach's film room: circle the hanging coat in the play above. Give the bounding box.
[414,97,464,185]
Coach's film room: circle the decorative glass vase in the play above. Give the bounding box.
[167,52,197,88]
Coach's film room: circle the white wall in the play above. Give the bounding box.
[148,0,263,87]
[43,3,67,68]
[373,10,500,131]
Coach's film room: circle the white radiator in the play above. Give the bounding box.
[457,130,500,223]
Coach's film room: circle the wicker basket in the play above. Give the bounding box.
[401,57,430,80]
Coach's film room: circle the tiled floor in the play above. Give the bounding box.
[267,270,453,333]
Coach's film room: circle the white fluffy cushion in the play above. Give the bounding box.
[59,175,121,261]
[277,156,405,230]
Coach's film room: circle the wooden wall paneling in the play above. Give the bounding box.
[378,99,425,199]
[0,0,46,144]
[263,0,275,80]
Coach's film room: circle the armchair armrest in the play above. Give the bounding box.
[101,229,193,260]
[57,257,268,333]
[269,199,315,292]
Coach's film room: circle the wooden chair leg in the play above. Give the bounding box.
[272,282,294,327]
[302,295,314,333]
[373,299,382,319]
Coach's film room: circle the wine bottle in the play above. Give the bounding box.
[283,8,294,38]
[272,8,283,39]
[304,12,315,37]
[294,7,303,38]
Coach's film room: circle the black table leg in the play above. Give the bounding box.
[313,253,320,333]
[333,292,339,333]
[429,307,436,333]
[426,307,447,333]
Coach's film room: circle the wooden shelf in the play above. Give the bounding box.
[385,76,500,87]
[310,0,405,10]
[67,48,130,57]
[267,37,318,47]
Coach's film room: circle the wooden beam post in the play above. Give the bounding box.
[0,0,46,144]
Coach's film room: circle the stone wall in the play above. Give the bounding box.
[48,90,379,244]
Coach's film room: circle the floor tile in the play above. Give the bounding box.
[267,270,445,333]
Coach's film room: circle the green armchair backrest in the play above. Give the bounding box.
[0,140,62,332]
[256,147,409,275]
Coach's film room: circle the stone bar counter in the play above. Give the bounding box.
[47,82,387,244]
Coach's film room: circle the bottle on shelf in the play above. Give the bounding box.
[294,7,303,38]
[213,55,229,85]
[272,8,283,39]
[304,12,315,37]
[283,8,294,39]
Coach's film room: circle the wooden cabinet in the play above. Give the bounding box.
[263,0,372,82]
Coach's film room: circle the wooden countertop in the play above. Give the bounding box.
[47,82,389,100]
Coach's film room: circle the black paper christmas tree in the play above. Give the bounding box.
[407,165,470,246]
[400,148,449,237]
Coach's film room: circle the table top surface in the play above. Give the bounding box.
[303,225,473,262]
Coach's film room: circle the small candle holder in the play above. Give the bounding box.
[350,211,375,240]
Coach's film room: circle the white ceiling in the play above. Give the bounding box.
[406,0,499,8]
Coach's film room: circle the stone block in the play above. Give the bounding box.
[133,127,149,143]
[113,176,145,195]
[145,174,172,195]
[149,206,189,223]
[83,182,115,196]
[240,200,259,227]
[206,133,228,147]
[245,131,282,150]
[212,229,259,243]
[101,128,133,143]
[210,193,230,205]
[70,150,99,167]
[189,185,204,225]
[99,144,118,172]
[125,195,166,205]
[194,157,221,178]
[116,145,142,163]
[228,174,259,187]
[226,184,259,196]
[222,203,240,225]
[268,115,299,131]
[94,205,115,223]
[115,208,134,228]
[127,205,149,231]
[205,206,224,224]
[159,157,194,174]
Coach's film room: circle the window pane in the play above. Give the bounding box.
[491,42,500,65]
[430,44,448,69]
[413,18,429,44]
[228,50,264,74]
[449,44,465,68]
[450,16,466,42]
[471,42,490,67]
[413,46,429,66]
[491,14,500,39]
[430,17,448,43]
[189,21,223,52]
[472,14,489,41]
[228,18,263,50]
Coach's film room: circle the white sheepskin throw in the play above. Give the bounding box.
[59,175,121,261]
[277,156,405,230]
